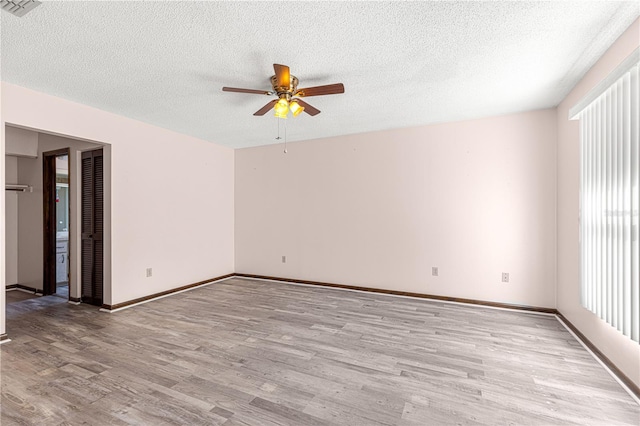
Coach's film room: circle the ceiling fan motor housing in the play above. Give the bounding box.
[271,75,299,100]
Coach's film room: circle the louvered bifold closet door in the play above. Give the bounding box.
[580,63,639,343]
[81,149,104,306]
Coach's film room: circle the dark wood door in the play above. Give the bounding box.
[43,148,70,296]
[81,149,104,306]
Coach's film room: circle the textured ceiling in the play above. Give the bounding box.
[1,1,638,149]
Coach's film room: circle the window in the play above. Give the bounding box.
[571,50,639,343]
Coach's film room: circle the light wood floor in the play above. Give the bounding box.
[1,277,637,425]
[5,283,66,305]
[5,290,40,304]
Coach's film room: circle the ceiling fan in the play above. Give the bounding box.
[222,64,345,118]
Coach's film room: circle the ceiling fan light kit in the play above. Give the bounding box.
[289,100,304,117]
[222,63,344,119]
[274,98,291,119]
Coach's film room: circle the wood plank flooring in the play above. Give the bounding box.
[5,290,40,304]
[1,277,638,425]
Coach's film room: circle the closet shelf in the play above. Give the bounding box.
[5,184,33,193]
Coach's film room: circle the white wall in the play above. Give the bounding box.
[236,109,557,308]
[557,18,640,388]
[1,82,5,336]
[5,126,37,158]
[0,82,235,334]
[4,156,18,286]
[16,154,39,291]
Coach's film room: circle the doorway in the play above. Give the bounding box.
[42,149,70,297]
[43,147,104,304]
[4,127,112,343]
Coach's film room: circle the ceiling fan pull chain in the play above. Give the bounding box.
[284,119,288,154]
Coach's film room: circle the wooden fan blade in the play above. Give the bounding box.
[273,64,290,88]
[295,83,344,97]
[253,99,278,116]
[222,87,272,95]
[295,99,321,116]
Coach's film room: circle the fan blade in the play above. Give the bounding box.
[295,83,344,97]
[295,99,321,116]
[253,100,278,116]
[273,64,290,88]
[222,87,272,95]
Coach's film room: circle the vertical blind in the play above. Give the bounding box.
[577,60,639,343]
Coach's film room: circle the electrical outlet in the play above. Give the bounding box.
[432,267,439,276]
[146,268,152,277]
[502,272,509,283]
[282,256,286,263]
